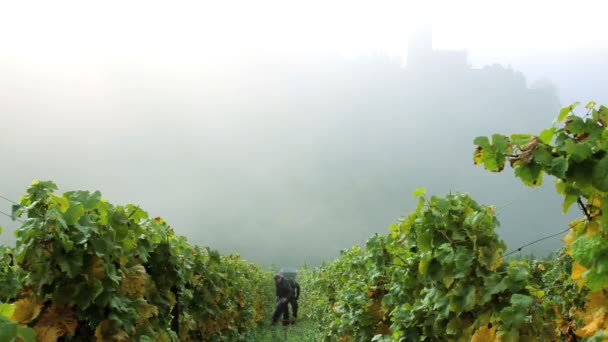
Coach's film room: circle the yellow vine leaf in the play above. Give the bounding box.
[473,147,483,165]
[571,262,588,288]
[586,221,600,237]
[119,264,147,297]
[164,290,176,312]
[338,335,352,342]
[589,196,602,217]
[576,311,606,337]
[569,217,586,229]
[374,323,391,335]
[95,320,129,342]
[10,294,43,324]
[562,229,575,255]
[33,304,78,342]
[478,246,503,271]
[568,217,587,235]
[571,262,587,279]
[471,325,499,342]
[85,256,105,281]
[586,290,608,314]
[365,301,386,320]
[133,299,159,324]
[115,255,128,267]
[575,290,608,337]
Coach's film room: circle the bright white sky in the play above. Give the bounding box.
[1,0,607,66]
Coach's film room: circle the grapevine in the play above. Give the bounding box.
[0,181,274,341]
[474,101,608,339]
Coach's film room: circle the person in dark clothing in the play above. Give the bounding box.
[288,279,300,324]
[271,274,294,325]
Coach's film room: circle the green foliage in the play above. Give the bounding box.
[528,249,586,340]
[303,192,561,341]
[0,245,22,303]
[290,102,608,341]
[474,101,608,340]
[3,180,274,341]
[0,227,33,342]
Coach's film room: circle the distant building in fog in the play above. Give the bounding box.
[407,29,470,72]
[404,28,531,93]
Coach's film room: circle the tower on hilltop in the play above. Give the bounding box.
[407,29,469,72]
[407,28,433,68]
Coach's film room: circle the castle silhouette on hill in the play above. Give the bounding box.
[407,30,469,71]
[403,29,540,98]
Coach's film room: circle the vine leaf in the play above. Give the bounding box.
[94,320,129,342]
[33,304,77,342]
[591,155,608,192]
[575,290,608,337]
[119,265,148,297]
[10,295,43,324]
[557,102,580,122]
[571,262,587,288]
[471,325,498,342]
[412,188,426,198]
